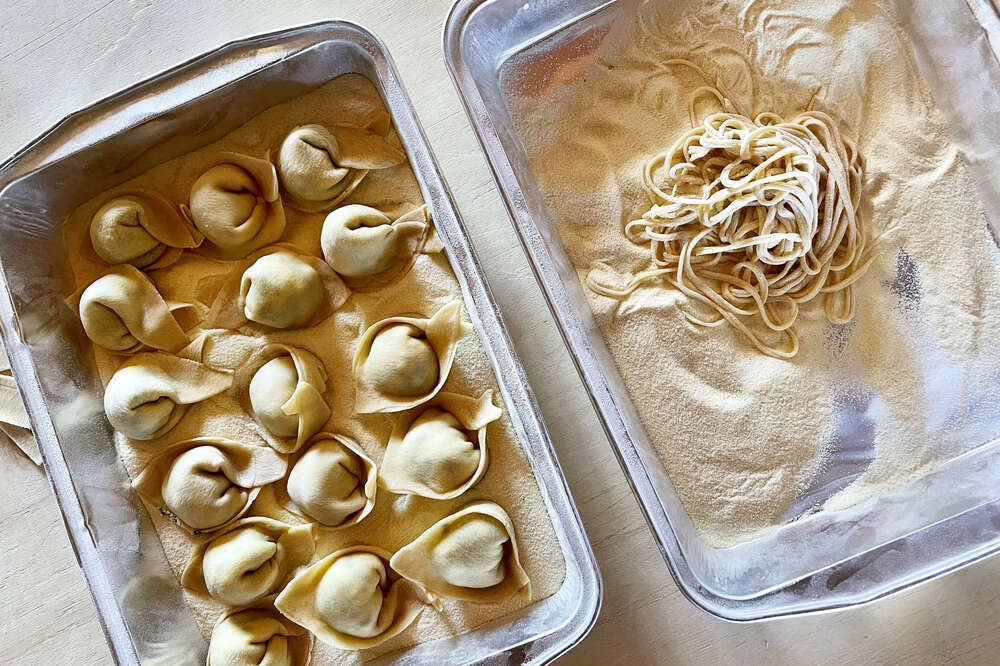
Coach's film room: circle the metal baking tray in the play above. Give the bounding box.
[444,0,1000,620]
[0,20,601,664]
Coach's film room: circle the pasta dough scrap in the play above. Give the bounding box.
[234,344,331,454]
[0,374,29,430]
[183,517,315,606]
[88,189,202,270]
[187,153,286,259]
[103,352,231,440]
[380,390,501,500]
[70,264,199,353]
[390,501,530,602]
[320,204,434,289]
[274,545,426,650]
[353,300,468,414]
[200,245,349,330]
[132,436,286,533]
[276,124,405,213]
[207,599,313,666]
[274,433,377,528]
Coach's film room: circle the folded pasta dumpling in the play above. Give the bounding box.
[187,153,285,259]
[207,600,313,666]
[200,245,349,330]
[389,501,531,602]
[103,352,231,440]
[274,545,425,650]
[353,300,467,414]
[183,517,314,606]
[71,265,198,353]
[380,391,501,500]
[320,205,431,288]
[133,437,286,533]
[235,344,331,454]
[88,189,202,270]
[274,433,376,528]
[277,124,405,213]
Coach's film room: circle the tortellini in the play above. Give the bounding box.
[88,189,202,269]
[202,245,349,330]
[236,344,331,454]
[71,264,198,353]
[183,517,314,606]
[274,545,425,650]
[274,433,377,528]
[207,601,312,666]
[187,153,285,259]
[133,437,286,533]
[320,204,431,288]
[390,501,530,602]
[380,391,501,500]
[353,300,467,414]
[103,352,231,440]
[276,124,405,212]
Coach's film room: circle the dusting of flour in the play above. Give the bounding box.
[504,0,1000,547]
[66,75,565,663]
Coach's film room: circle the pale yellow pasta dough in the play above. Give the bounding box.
[73,264,196,353]
[242,252,325,329]
[277,123,406,213]
[103,352,231,440]
[88,189,202,269]
[207,601,313,666]
[279,434,377,529]
[132,437,287,533]
[353,301,467,414]
[183,517,315,607]
[237,344,331,454]
[380,391,500,500]
[188,153,285,258]
[390,501,530,603]
[201,244,350,331]
[320,205,430,289]
[275,546,426,650]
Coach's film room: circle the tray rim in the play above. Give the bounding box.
[441,0,1000,622]
[0,17,602,664]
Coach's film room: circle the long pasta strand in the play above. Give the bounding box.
[587,98,873,359]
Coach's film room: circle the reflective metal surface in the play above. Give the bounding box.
[444,0,1000,620]
[0,20,600,664]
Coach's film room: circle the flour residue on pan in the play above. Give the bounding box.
[503,0,1000,547]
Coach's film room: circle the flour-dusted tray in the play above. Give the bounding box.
[444,0,1000,620]
[0,20,600,664]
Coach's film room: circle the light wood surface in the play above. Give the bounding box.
[1,2,999,665]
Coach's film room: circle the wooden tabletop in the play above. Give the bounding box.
[2,2,999,664]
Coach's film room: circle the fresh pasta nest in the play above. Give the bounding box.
[132,437,286,533]
[103,351,231,440]
[390,501,530,603]
[353,300,467,414]
[187,153,286,259]
[274,432,377,529]
[207,599,313,666]
[274,545,426,650]
[380,390,501,500]
[88,189,202,269]
[234,344,332,454]
[182,517,315,606]
[276,124,406,212]
[201,245,350,330]
[587,84,875,359]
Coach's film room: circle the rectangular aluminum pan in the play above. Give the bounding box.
[0,20,600,665]
[443,0,1000,620]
